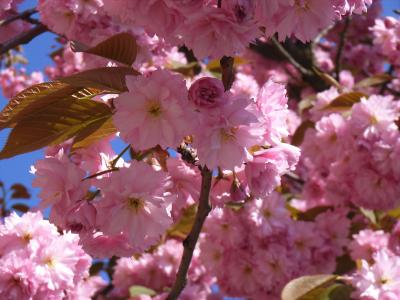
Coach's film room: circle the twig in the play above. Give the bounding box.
[166,167,213,300]
[217,0,222,8]
[335,16,351,80]
[311,23,335,67]
[110,145,130,168]
[82,167,119,181]
[0,23,47,55]
[0,8,37,27]
[270,36,313,77]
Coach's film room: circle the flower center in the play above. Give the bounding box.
[127,197,144,213]
[147,102,162,117]
[294,0,309,10]
[263,209,272,219]
[220,127,238,142]
[44,256,56,268]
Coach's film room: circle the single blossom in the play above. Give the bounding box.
[95,161,172,252]
[113,69,194,150]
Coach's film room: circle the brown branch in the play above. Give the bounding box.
[270,36,313,77]
[0,23,47,55]
[166,167,213,300]
[335,16,351,80]
[0,8,37,27]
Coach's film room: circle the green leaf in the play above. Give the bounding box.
[11,203,29,213]
[129,285,157,297]
[355,73,392,89]
[317,283,352,300]
[291,120,315,146]
[71,32,138,66]
[167,204,197,239]
[0,82,81,129]
[10,183,30,199]
[281,274,338,300]
[323,92,367,111]
[58,67,140,93]
[72,117,117,149]
[0,99,112,159]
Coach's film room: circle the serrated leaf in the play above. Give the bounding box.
[11,203,29,213]
[72,117,117,149]
[167,204,197,239]
[323,92,367,111]
[0,99,112,159]
[291,120,315,146]
[71,32,137,66]
[281,274,337,300]
[58,67,140,93]
[0,82,80,129]
[10,183,30,199]
[355,74,392,89]
[129,285,157,297]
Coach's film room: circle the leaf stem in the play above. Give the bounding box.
[166,167,213,300]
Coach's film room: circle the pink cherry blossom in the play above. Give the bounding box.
[194,94,263,169]
[113,69,194,150]
[179,5,259,59]
[245,143,300,197]
[95,161,172,252]
[188,77,227,109]
[351,250,400,299]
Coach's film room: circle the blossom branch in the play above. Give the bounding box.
[270,36,314,77]
[0,23,47,55]
[0,8,37,27]
[334,16,351,80]
[166,167,213,300]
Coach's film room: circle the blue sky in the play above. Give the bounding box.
[0,0,399,205]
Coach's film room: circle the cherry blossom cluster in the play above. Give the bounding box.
[36,0,374,60]
[0,211,104,299]
[2,0,400,299]
[299,93,400,211]
[200,195,349,299]
[112,240,213,299]
[0,67,43,98]
[348,223,400,299]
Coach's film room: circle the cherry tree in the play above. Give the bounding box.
[0,0,400,299]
